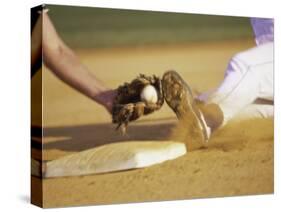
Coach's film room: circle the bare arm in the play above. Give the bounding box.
[41,11,116,112]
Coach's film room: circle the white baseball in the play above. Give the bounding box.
[140,85,158,104]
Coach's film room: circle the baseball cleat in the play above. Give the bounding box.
[162,70,210,146]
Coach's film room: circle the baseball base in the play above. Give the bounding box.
[37,141,186,178]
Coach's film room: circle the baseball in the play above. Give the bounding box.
[140,85,158,104]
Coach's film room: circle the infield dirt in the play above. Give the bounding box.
[31,39,273,207]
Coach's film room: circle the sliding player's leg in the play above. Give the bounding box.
[198,42,273,126]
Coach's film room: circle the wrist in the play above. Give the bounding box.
[93,89,117,113]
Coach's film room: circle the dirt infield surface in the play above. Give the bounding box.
[31,40,273,207]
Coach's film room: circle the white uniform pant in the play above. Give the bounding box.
[198,42,274,124]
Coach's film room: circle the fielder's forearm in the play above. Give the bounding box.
[41,11,116,112]
[43,44,114,110]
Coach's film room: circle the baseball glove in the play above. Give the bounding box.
[112,74,164,133]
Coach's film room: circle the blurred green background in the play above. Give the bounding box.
[47,4,253,48]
